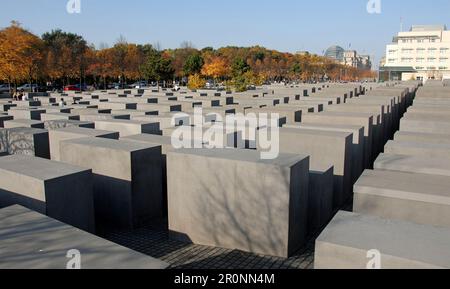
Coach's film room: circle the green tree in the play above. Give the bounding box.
[142,49,174,88]
[183,54,204,76]
[232,58,250,77]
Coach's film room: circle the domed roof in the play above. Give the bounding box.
[325,45,345,61]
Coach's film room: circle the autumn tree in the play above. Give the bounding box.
[201,57,230,84]
[187,73,206,90]
[0,21,44,91]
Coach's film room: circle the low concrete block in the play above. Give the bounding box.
[0,155,95,232]
[94,119,160,137]
[0,205,169,269]
[6,127,50,158]
[4,119,44,129]
[375,153,450,177]
[44,120,95,130]
[315,211,450,269]
[384,140,450,159]
[167,148,310,258]
[49,127,119,161]
[354,169,450,228]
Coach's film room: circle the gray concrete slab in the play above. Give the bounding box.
[0,205,168,269]
[315,211,450,269]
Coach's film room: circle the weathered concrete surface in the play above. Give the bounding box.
[49,127,119,161]
[0,155,95,232]
[315,211,450,269]
[3,127,50,159]
[167,148,310,258]
[44,120,95,130]
[0,205,169,269]
[60,137,163,229]
[354,169,450,228]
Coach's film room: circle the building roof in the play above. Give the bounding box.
[410,25,447,32]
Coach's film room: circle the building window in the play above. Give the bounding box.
[416,58,424,63]
[440,58,448,63]
[427,57,436,62]
[415,66,424,70]
[439,67,448,70]
[428,48,437,53]
[416,48,425,54]
[440,48,449,54]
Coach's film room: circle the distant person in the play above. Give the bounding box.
[59,98,66,107]
[18,89,24,101]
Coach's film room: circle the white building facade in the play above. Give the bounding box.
[383,25,450,81]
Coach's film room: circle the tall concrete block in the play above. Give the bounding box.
[315,211,450,269]
[0,155,95,232]
[302,112,374,168]
[285,123,365,183]
[277,128,353,207]
[60,137,163,229]
[354,169,450,229]
[0,205,168,269]
[308,165,334,235]
[167,148,310,258]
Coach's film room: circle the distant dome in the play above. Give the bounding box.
[325,45,345,61]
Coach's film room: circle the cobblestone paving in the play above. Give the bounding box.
[100,202,353,269]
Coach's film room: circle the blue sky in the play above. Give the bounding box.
[1,0,450,68]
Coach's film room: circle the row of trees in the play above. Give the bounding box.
[0,21,376,92]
